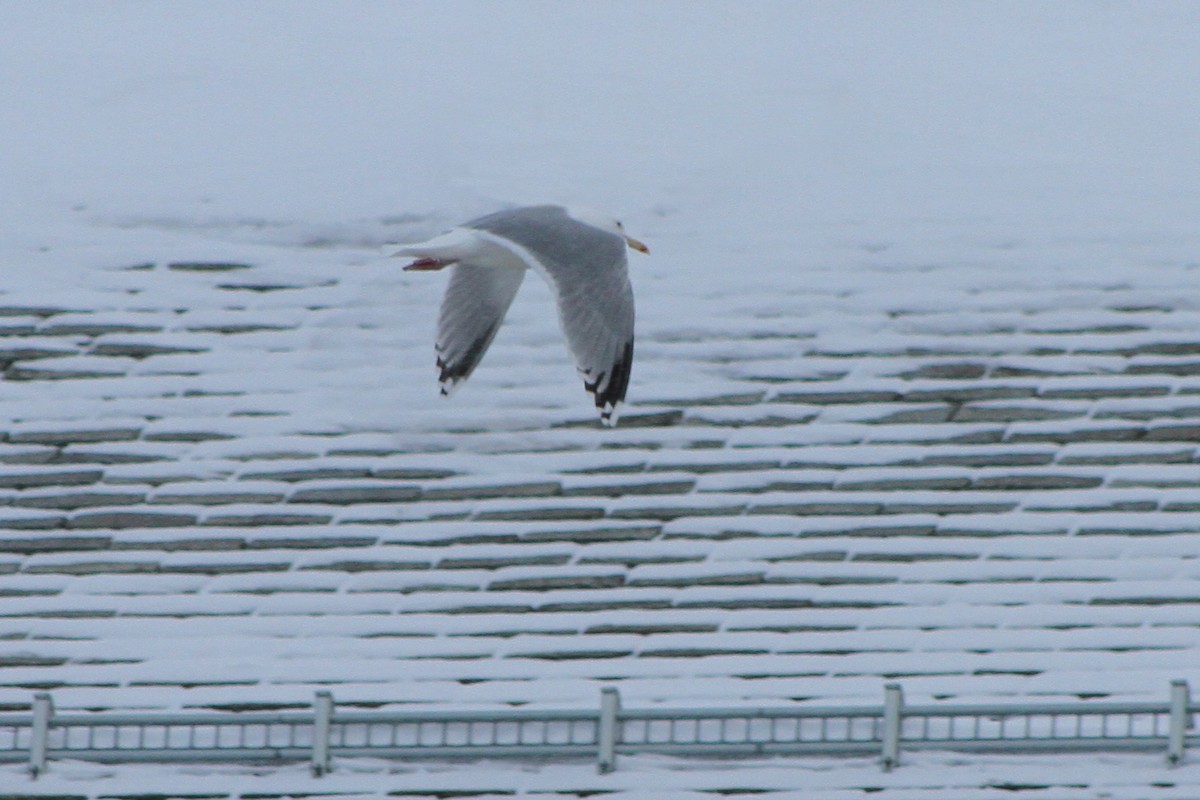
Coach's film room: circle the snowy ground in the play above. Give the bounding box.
[5,1,1200,797]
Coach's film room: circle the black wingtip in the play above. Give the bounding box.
[585,340,633,426]
[436,326,501,395]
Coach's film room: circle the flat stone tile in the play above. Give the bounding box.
[836,478,972,491]
[1125,361,1200,376]
[8,429,141,446]
[884,501,1019,515]
[687,411,817,427]
[1024,500,1157,513]
[300,560,431,572]
[509,648,634,660]
[68,511,198,529]
[0,536,112,554]
[372,467,458,479]
[953,405,1082,423]
[1040,385,1171,399]
[651,392,766,407]
[0,305,73,317]
[971,475,1104,491]
[149,491,288,505]
[0,447,59,465]
[748,502,883,516]
[869,406,955,424]
[37,323,162,336]
[288,486,421,504]
[13,491,147,510]
[775,390,901,404]
[561,480,695,498]
[1006,426,1145,443]
[851,551,977,562]
[628,572,767,588]
[904,386,1037,402]
[421,482,561,501]
[764,550,849,562]
[1058,448,1194,465]
[167,261,253,271]
[647,460,781,474]
[843,525,938,537]
[143,431,237,443]
[245,536,378,550]
[202,513,332,527]
[89,342,208,358]
[919,452,1054,467]
[438,554,571,570]
[560,462,648,475]
[601,410,684,428]
[639,646,770,658]
[111,537,245,552]
[699,479,835,494]
[1095,405,1200,421]
[0,512,67,530]
[0,345,79,362]
[22,560,160,575]
[241,467,373,482]
[161,561,291,575]
[898,362,988,380]
[0,470,103,489]
[585,622,719,634]
[1145,424,1200,440]
[520,526,662,543]
[488,574,625,591]
[609,504,747,521]
[474,507,606,522]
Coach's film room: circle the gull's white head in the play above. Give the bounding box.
[565,206,649,254]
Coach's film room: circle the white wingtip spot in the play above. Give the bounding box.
[600,402,621,428]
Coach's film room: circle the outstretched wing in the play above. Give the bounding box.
[435,264,525,395]
[541,250,635,426]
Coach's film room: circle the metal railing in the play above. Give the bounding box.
[1,681,1195,777]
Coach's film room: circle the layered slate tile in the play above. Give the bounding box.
[3,246,1200,759]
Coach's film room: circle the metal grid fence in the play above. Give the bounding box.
[1,681,1195,778]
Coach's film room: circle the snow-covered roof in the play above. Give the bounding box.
[5,247,1200,712]
[6,235,1200,796]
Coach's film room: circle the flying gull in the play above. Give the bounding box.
[386,205,648,426]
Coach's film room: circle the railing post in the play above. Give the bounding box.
[29,692,54,778]
[597,686,621,774]
[312,690,334,777]
[1168,679,1190,766]
[881,683,903,772]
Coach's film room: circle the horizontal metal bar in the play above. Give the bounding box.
[617,740,884,757]
[333,744,598,760]
[0,715,35,726]
[621,705,884,721]
[902,701,1171,717]
[0,701,1186,731]
[899,737,1174,754]
[26,747,312,764]
[333,708,601,724]
[49,711,315,727]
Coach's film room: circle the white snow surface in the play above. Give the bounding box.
[5,1,1200,797]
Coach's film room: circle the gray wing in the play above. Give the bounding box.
[435,264,526,395]
[540,249,635,426]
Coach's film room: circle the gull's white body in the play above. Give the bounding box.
[388,205,644,426]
